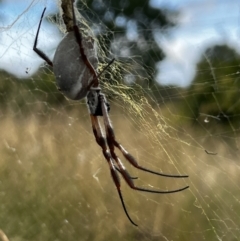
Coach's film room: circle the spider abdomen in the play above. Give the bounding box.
[53,31,98,100]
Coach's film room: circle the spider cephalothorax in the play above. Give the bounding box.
[33,0,189,226]
[87,89,110,116]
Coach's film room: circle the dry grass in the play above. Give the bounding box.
[0,105,240,241]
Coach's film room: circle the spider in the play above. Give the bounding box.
[33,0,189,226]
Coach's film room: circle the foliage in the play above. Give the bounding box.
[77,0,176,86]
[0,68,77,116]
[180,45,240,126]
[173,45,240,150]
[1,107,239,241]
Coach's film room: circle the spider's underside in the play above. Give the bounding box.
[33,1,189,226]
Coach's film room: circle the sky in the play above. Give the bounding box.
[0,0,240,87]
[0,0,60,77]
[151,0,240,86]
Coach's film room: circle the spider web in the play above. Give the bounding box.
[0,0,240,240]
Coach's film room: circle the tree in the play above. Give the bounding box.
[181,45,240,130]
[77,0,175,88]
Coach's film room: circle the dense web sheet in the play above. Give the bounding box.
[0,0,240,240]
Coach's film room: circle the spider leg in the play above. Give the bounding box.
[115,141,189,178]
[70,1,99,87]
[70,1,115,91]
[90,115,138,226]
[33,8,53,66]
[113,155,189,193]
[86,58,115,91]
[70,0,116,92]
[114,165,138,179]
[99,93,189,193]
[100,93,188,178]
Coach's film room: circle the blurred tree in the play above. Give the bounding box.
[77,0,176,88]
[180,45,240,129]
[0,68,68,116]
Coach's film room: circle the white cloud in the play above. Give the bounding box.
[152,0,240,86]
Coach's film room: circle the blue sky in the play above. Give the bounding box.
[0,0,60,77]
[151,0,240,86]
[0,0,240,87]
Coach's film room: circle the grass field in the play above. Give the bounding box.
[0,102,239,241]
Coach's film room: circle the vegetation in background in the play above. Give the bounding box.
[75,0,177,88]
[180,45,240,127]
[1,102,240,241]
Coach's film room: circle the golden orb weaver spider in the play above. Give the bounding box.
[33,0,189,226]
